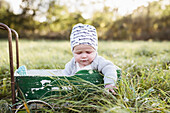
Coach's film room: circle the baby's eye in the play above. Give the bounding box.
[75,52,82,54]
[86,51,92,54]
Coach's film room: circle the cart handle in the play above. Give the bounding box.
[11,29,19,69]
[0,23,19,110]
[0,24,19,68]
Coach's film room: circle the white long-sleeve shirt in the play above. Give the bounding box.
[62,54,120,86]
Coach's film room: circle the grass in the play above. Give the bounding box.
[0,40,169,112]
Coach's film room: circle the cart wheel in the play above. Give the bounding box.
[15,100,54,113]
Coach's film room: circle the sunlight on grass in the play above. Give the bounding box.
[0,40,169,112]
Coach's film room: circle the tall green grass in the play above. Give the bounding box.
[0,40,169,112]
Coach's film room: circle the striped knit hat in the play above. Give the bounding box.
[70,23,98,51]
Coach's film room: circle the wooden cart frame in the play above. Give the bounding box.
[0,23,19,109]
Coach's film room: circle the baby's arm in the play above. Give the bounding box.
[62,60,72,75]
[103,66,117,94]
[97,56,118,94]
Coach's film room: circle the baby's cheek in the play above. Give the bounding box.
[90,54,96,61]
[74,55,79,61]
[74,54,79,58]
[92,52,97,58]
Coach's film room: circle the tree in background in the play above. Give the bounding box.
[0,0,169,40]
[105,0,170,40]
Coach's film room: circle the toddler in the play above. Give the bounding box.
[62,23,119,94]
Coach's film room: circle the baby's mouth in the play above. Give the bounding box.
[81,59,88,62]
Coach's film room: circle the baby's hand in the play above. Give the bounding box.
[105,84,118,95]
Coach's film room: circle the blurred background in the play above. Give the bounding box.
[0,0,169,41]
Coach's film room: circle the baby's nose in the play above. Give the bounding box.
[81,53,87,57]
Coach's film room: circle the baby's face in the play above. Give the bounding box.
[73,45,96,68]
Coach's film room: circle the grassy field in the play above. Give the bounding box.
[0,40,169,112]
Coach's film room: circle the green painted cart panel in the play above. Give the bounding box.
[15,69,121,100]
